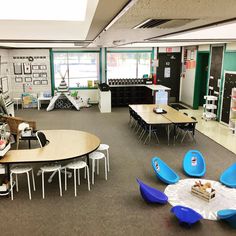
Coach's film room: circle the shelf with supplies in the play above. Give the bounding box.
[229,88,236,134]
[202,95,218,121]
[0,123,13,196]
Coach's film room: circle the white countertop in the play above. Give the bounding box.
[145,85,171,91]
[109,84,171,91]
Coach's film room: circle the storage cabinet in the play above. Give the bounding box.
[229,88,236,134]
[110,86,153,107]
[98,90,111,113]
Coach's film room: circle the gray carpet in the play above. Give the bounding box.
[1,106,236,236]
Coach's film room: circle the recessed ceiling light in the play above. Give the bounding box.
[0,0,88,21]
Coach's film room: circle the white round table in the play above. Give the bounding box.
[164,179,236,220]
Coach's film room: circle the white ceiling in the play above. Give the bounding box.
[1,0,236,48]
[92,0,236,47]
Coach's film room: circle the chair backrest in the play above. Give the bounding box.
[2,115,36,135]
[36,131,47,147]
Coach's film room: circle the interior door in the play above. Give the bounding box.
[156,53,181,102]
[221,72,236,124]
[208,46,224,114]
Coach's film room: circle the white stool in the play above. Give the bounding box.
[64,160,90,197]
[97,144,110,172]
[10,165,36,200]
[40,164,62,199]
[13,97,22,110]
[89,152,107,185]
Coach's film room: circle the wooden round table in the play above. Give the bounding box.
[0,130,100,166]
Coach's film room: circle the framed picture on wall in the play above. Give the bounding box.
[1,77,9,93]
[32,65,40,70]
[15,77,23,83]
[14,63,22,75]
[25,77,32,82]
[33,80,41,85]
[40,65,47,70]
[33,73,39,78]
[23,63,32,74]
[40,72,47,78]
[41,80,48,85]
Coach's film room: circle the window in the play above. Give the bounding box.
[53,52,99,88]
[107,52,151,79]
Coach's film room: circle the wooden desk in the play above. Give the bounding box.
[129,104,156,113]
[0,130,100,165]
[129,104,197,144]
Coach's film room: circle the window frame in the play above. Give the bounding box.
[51,50,101,91]
[106,50,153,81]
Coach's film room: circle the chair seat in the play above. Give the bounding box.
[40,164,61,172]
[66,161,87,169]
[89,151,105,160]
[97,144,109,151]
[11,165,32,174]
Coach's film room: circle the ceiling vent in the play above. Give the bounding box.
[133,19,197,29]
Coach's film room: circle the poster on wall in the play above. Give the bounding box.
[14,63,22,75]
[41,80,48,85]
[15,77,23,83]
[32,65,40,70]
[164,67,171,78]
[23,63,32,74]
[1,77,9,93]
[40,65,47,70]
[25,77,32,82]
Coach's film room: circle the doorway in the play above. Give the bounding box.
[193,52,209,109]
[156,53,181,102]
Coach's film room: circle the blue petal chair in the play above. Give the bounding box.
[136,178,168,204]
[217,209,236,228]
[220,163,236,188]
[151,157,180,184]
[171,205,203,226]
[183,150,206,177]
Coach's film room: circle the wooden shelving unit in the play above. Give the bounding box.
[202,95,218,121]
[229,88,236,134]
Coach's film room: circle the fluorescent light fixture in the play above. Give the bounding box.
[0,0,87,21]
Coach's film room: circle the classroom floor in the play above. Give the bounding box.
[1,106,236,236]
[182,107,236,154]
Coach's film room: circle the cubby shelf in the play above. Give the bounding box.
[110,86,153,107]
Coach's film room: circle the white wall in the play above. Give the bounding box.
[226,43,236,51]
[8,49,51,98]
[198,44,210,51]
[0,49,10,94]
[179,46,197,107]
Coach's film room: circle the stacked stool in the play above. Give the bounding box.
[97,144,110,172]
[89,152,107,184]
[64,160,90,197]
